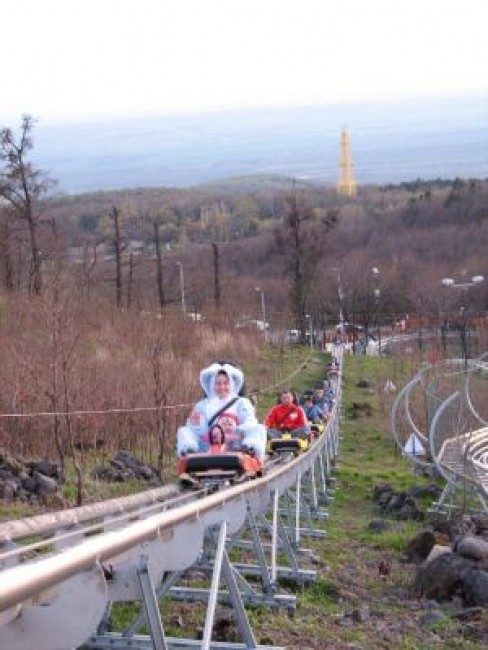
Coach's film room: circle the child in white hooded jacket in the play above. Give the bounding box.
[176,362,266,461]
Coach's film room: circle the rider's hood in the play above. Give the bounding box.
[200,363,244,398]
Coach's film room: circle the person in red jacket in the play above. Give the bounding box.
[265,389,309,439]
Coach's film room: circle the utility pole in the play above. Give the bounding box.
[442,275,484,368]
[176,261,186,315]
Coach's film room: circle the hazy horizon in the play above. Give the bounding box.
[22,94,486,194]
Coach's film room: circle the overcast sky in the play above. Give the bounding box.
[2,0,487,123]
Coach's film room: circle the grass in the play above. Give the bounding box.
[3,348,487,648]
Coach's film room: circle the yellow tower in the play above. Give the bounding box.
[337,128,357,197]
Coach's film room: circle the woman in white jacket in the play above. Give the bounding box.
[176,362,266,461]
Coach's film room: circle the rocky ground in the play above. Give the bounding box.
[184,358,488,649]
[2,353,486,648]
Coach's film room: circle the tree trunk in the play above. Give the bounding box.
[0,219,14,291]
[127,251,134,308]
[154,221,165,310]
[152,342,167,481]
[212,242,221,309]
[111,206,123,308]
[27,212,42,295]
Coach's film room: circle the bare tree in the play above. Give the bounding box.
[274,189,336,337]
[151,338,168,480]
[80,240,98,299]
[154,219,166,310]
[0,208,14,291]
[109,206,124,308]
[0,115,55,295]
[212,242,221,309]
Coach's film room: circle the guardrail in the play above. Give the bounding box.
[0,352,342,650]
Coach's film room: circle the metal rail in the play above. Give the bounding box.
[0,484,180,544]
[0,428,334,612]
[0,350,343,650]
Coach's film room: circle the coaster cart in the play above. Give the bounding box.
[267,429,309,456]
[177,427,263,490]
[309,420,325,437]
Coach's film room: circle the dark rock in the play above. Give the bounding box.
[425,545,452,565]
[397,499,424,521]
[109,459,126,471]
[415,552,475,600]
[473,517,488,533]
[139,466,155,481]
[352,606,370,623]
[92,465,108,479]
[114,450,141,470]
[432,516,477,541]
[0,449,25,475]
[41,493,67,509]
[21,476,38,493]
[455,535,488,561]
[33,460,59,478]
[373,482,393,502]
[374,485,424,520]
[378,491,394,508]
[212,611,238,642]
[356,379,371,388]
[408,484,442,498]
[367,520,391,533]
[114,470,134,482]
[451,606,484,621]
[462,569,488,606]
[348,401,373,418]
[94,453,159,483]
[1,479,18,501]
[406,531,436,562]
[419,610,445,626]
[33,471,58,495]
[385,492,408,511]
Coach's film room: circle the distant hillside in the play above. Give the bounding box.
[30,94,488,193]
[196,173,319,192]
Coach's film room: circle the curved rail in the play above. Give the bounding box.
[465,351,488,426]
[392,351,488,514]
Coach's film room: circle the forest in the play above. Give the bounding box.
[0,116,486,502]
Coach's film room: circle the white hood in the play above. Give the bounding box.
[199,362,244,398]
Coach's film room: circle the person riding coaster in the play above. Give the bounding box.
[176,362,267,484]
[302,395,326,437]
[265,389,310,454]
[177,422,263,487]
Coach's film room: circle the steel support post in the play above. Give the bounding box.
[245,505,274,596]
[202,522,228,649]
[271,491,278,585]
[169,513,297,610]
[230,512,316,584]
[136,556,168,650]
[123,570,185,637]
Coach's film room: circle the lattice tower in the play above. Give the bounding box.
[338,128,357,196]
